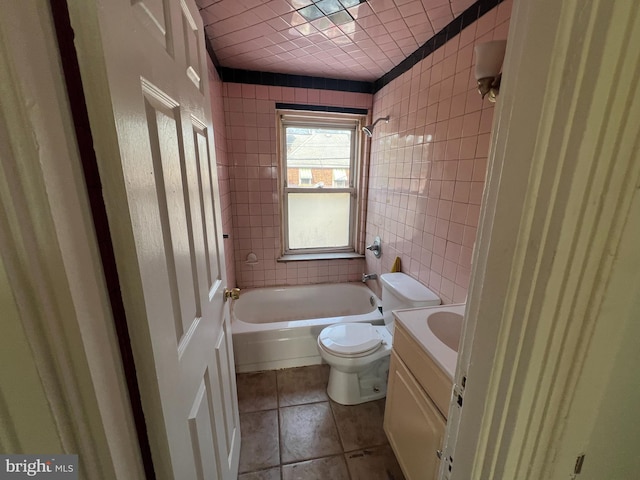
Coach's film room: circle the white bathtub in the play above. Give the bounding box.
[231,283,383,372]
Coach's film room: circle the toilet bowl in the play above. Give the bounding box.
[317,273,440,405]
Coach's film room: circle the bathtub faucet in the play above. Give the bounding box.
[362,273,378,283]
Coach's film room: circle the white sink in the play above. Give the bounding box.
[426,311,464,352]
[393,303,466,379]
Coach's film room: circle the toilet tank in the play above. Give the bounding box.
[380,273,441,330]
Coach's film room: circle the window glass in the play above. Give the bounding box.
[286,127,352,189]
[287,192,351,249]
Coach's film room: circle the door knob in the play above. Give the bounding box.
[224,287,240,301]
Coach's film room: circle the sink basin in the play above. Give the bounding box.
[427,311,463,352]
[393,303,465,380]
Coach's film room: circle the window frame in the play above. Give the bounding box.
[277,110,365,256]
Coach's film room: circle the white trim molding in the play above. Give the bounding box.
[446,0,640,479]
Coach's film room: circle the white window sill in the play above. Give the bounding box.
[277,252,365,262]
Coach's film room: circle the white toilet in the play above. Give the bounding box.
[317,272,441,405]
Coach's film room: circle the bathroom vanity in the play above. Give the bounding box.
[384,304,464,480]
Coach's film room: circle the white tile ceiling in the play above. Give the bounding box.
[197,0,476,81]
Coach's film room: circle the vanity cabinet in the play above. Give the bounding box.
[384,321,452,480]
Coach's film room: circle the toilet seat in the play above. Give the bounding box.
[318,323,382,357]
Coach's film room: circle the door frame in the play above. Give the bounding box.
[0,1,145,478]
[443,0,640,478]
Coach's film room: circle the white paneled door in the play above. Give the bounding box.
[67,0,240,478]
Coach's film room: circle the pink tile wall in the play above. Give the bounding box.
[207,60,236,288]
[223,84,373,288]
[365,1,512,304]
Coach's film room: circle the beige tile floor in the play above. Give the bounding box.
[236,364,406,480]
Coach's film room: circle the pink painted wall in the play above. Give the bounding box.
[222,84,373,288]
[365,1,512,303]
[207,60,236,288]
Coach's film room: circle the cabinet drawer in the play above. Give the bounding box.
[384,351,446,480]
[393,323,452,418]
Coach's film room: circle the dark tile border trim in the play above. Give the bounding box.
[218,67,373,93]
[373,0,504,93]
[276,103,368,115]
[209,0,503,95]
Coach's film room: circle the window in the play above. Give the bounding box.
[279,111,364,255]
[333,169,348,188]
[299,168,312,186]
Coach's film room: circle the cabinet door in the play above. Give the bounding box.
[384,351,446,480]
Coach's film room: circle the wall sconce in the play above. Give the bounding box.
[474,40,507,102]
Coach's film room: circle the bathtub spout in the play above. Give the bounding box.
[362,273,378,283]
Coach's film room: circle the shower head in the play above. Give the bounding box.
[362,116,390,137]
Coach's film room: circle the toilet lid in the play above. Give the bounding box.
[319,323,382,356]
